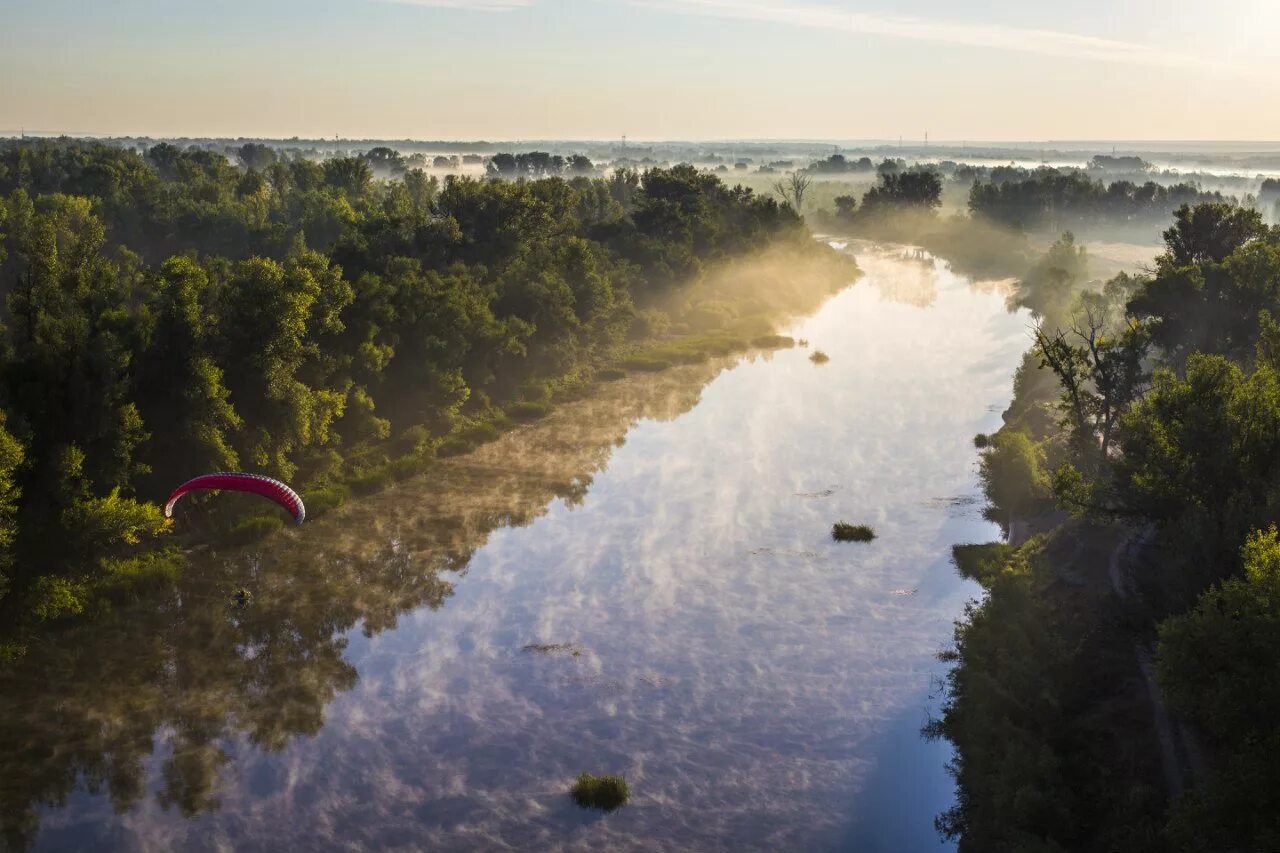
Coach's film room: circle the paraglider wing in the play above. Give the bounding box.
[164,473,306,524]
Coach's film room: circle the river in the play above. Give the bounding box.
[1,243,1030,852]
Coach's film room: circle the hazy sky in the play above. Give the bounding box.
[3,0,1279,140]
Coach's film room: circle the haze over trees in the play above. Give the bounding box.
[0,139,817,646]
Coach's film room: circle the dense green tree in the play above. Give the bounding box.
[861,169,943,213]
[1158,526,1280,851]
[0,139,833,636]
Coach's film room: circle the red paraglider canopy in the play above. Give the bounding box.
[164,473,306,524]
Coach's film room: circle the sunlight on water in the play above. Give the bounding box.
[8,245,1031,851]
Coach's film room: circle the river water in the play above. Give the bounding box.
[2,244,1029,852]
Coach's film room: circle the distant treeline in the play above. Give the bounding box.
[968,171,1238,231]
[0,139,815,643]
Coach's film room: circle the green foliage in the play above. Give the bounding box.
[750,334,795,349]
[304,485,349,518]
[861,169,943,213]
[932,532,1166,851]
[61,490,170,552]
[1112,355,1280,575]
[226,514,285,545]
[976,428,1050,528]
[969,172,1231,234]
[0,140,843,631]
[1017,232,1089,323]
[570,773,629,812]
[28,576,87,622]
[98,549,184,599]
[831,522,876,542]
[506,400,551,422]
[1129,204,1280,365]
[950,542,1013,583]
[618,354,672,372]
[1158,526,1280,851]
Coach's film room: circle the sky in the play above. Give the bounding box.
[2,0,1279,141]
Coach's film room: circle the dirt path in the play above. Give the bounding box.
[1108,527,1204,796]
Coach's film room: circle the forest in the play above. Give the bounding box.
[0,139,847,653]
[934,201,1280,851]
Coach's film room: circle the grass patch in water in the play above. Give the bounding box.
[522,642,583,656]
[570,773,630,812]
[809,349,830,364]
[832,522,876,543]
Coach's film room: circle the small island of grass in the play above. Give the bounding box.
[809,349,830,364]
[570,773,630,812]
[832,522,876,543]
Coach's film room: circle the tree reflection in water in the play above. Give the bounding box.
[0,358,730,849]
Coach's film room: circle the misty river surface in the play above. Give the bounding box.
[10,245,1029,851]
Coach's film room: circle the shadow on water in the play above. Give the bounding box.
[839,700,957,853]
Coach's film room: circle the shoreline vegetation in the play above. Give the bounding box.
[0,139,856,655]
[927,200,1280,850]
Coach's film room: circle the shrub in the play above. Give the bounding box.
[619,355,672,372]
[29,576,88,621]
[832,522,876,542]
[751,334,796,349]
[349,464,394,495]
[227,514,285,545]
[951,542,1014,582]
[570,773,630,812]
[305,485,349,518]
[435,436,475,458]
[100,549,184,597]
[809,349,830,364]
[507,400,552,422]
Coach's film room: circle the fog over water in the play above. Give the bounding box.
[16,245,1030,851]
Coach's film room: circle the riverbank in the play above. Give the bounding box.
[928,230,1196,850]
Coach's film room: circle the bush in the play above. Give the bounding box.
[100,549,184,598]
[29,576,87,621]
[951,542,1014,583]
[435,436,475,458]
[305,485,349,518]
[507,400,551,422]
[570,773,629,812]
[227,514,285,545]
[832,522,876,542]
[619,355,672,372]
[349,464,394,495]
[809,349,830,364]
